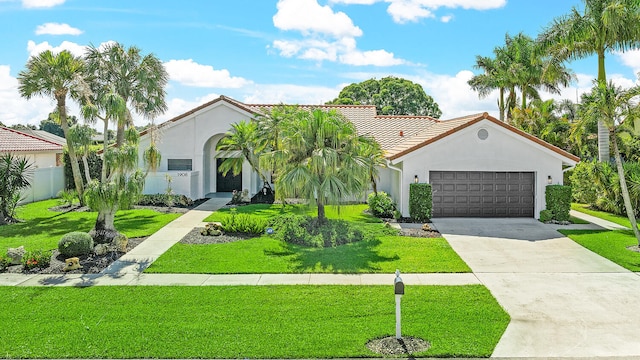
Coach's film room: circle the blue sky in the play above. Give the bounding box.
[2,0,640,127]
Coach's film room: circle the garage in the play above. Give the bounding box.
[430,171,535,218]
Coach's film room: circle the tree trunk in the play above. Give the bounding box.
[82,155,91,184]
[57,96,85,205]
[89,209,120,244]
[498,87,505,122]
[611,134,640,245]
[317,199,326,223]
[597,50,610,162]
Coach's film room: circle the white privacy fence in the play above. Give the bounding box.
[20,166,65,204]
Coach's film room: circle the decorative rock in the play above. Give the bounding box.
[421,223,431,231]
[7,246,25,265]
[94,243,109,256]
[112,234,128,253]
[63,257,81,271]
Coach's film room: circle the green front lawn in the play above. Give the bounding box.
[0,199,182,251]
[149,203,470,274]
[0,285,508,358]
[146,235,470,274]
[571,203,632,228]
[560,229,640,272]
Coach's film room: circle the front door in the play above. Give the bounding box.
[216,158,242,192]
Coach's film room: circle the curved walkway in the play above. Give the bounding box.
[431,216,640,359]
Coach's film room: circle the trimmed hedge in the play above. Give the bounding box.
[409,183,432,222]
[63,151,102,190]
[545,185,572,222]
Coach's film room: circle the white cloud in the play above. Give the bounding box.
[163,59,251,88]
[35,22,83,36]
[340,49,405,66]
[27,40,85,57]
[22,0,64,8]
[330,0,380,4]
[616,49,640,76]
[0,65,55,127]
[273,0,362,38]
[440,15,453,23]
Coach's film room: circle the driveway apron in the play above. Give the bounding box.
[432,218,640,358]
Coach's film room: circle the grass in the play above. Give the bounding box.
[571,203,632,228]
[569,215,590,224]
[0,199,182,251]
[560,229,640,272]
[149,203,470,274]
[0,285,509,358]
[146,235,470,273]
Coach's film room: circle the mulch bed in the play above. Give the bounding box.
[398,227,442,238]
[366,336,430,355]
[5,237,146,275]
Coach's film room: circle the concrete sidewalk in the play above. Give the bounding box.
[0,272,480,287]
[569,209,630,230]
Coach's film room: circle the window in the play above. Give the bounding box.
[168,159,192,171]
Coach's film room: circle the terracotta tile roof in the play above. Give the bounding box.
[386,112,580,163]
[145,96,579,163]
[0,127,64,152]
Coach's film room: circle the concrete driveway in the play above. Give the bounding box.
[432,218,640,358]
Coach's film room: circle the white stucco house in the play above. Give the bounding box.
[139,96,579,219]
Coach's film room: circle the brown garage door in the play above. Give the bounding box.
[430,171,534,218]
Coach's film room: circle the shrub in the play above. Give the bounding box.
[64,151,102,190]
[570,161,598,204]
[409,183,432,222]
[56,189,78,207]
[21,249,52,270]
[136,194,193,208]
[545,185,572,222]
[220,210,268,236]
[269,214,364,248]
[367,192,396,218]
[58,232,94,257]
[0,254,11,271]
[539,209,553,223]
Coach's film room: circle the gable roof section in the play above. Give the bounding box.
[19,129,66,146]
[0,127,64,152]
[386,112,580,163]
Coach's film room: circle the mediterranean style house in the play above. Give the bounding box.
[138,96,579,219]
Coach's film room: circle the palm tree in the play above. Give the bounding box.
[582,81,640,245]
[358,135,386,195]
[468,52,512,122]
[17,50,88,203]
[82,43,168,244]
[216,120,269,186]
[84,42,168,147]
[538,0,640,162]
[271,108,369,222]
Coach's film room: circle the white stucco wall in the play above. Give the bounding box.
[391,119,576,218]
[139,100,258,199]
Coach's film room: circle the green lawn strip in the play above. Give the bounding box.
[0,199,181,251]
[204,203,380,223]
[146,234,470,274]
[0,285,508,358]
[569,215,590,224]
[571,203,632,228]
[560,229,640,271]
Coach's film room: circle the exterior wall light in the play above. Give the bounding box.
[547,175,552,185]
[414,175,419,183]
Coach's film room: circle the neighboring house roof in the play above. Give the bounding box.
[386,112,581,163]
[19,128,66,146]
[0,126,64,152]
[144,95,580,163]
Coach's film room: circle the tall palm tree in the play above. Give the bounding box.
[17,50,88,203]
[468,53,512,122]
[272,108,369,222]
[84,42,168,147]
[538,0,640,162]
[82,43,168,244]
[583,81,640,244]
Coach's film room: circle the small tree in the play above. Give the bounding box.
[0,153,34,224]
